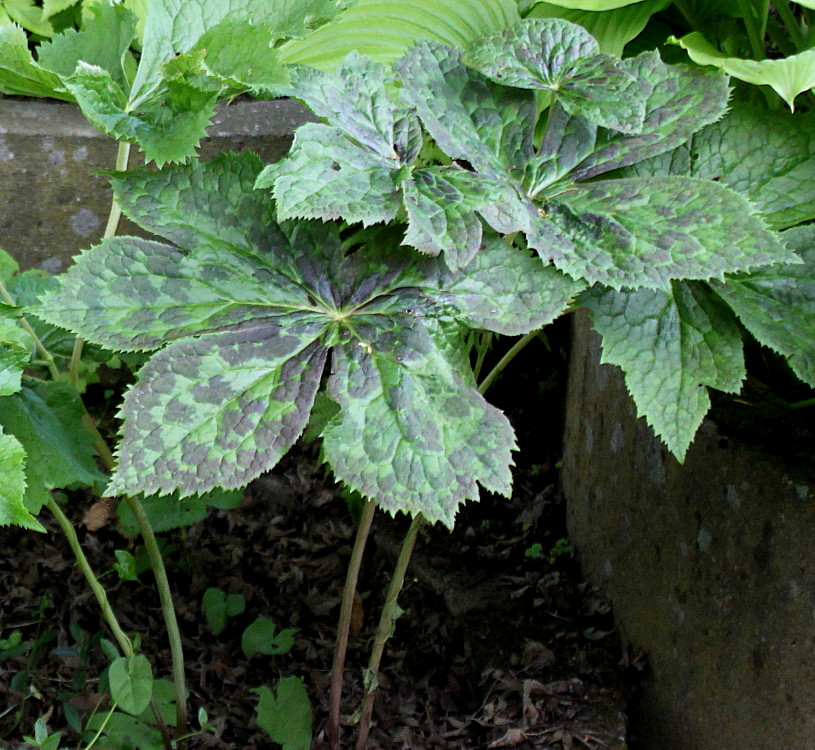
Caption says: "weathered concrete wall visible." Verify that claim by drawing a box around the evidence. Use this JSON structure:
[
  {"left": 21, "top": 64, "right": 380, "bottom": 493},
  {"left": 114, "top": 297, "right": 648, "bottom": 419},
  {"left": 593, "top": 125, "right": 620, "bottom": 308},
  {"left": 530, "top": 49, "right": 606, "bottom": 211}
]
[
  {"left": 562, "top": 311, "right": 815, "bottom": 750},
  {"left": 0, "top": 98, "right": 313, "bottom": 272}
]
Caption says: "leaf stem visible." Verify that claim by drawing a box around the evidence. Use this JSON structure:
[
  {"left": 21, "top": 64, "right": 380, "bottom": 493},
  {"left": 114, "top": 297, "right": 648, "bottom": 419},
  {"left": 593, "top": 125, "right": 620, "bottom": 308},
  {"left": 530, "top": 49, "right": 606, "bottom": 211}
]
[
  {"left": 736, "top": 0, "right": 768, "bottom": 59},
  {"left": 355, "top": 514, "right": 422, "bottom": 750},
  {"left": 788, "top": 396, "right": 815, "bottom": 410},
  {"left": 123, "top": 495, "right": 189, "bottom": 745},
  {"left": 775, "top": 0, "right": 806, "bottom": 50},
  {"left": 69, "top": 140, "right": 131, "bottom": 387},
  {"left": 328, "top": 500, "right": 376, "bottom": 750},
  {"left": 477, "top": 330, "right": 540, "bottom": 396}
]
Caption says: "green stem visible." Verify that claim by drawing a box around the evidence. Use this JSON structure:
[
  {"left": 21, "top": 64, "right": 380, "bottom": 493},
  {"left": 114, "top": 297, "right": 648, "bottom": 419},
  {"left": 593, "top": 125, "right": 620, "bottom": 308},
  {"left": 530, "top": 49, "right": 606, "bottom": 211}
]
[
  {"left": 788, "top": 397, "right": 815, "bottom": 410},
  {"left": 736, "top": 0, "right": 768, "bottom": 59},
  {"left": 775, "top": 0, "right": 806, "bottom": 50},
  {"left": 69, "top": 141, "right": 131, "bottom": 387},
  {"left": 472, "top": 332, "right": 490, "bottom": 382},
  {"left": 355, "top": 329, "right": 542, "bottom": 747},
  {"left": 766, "top": 15, "right": 799, "bottom": 56},
  {"left": 83, "top": 703, "right": 117, "bottom": 750},
  {"left": 328, "top": 500, "right": 376, "bottom": 750},
  {"left": 355, "top": 515, "right": 422, "bottom": 750},
  {"left": 477, "top": 330, "right": 539, "bottom": 396},
  {"left": 123, "top": 496, "right": 188, "bottom": 745}
]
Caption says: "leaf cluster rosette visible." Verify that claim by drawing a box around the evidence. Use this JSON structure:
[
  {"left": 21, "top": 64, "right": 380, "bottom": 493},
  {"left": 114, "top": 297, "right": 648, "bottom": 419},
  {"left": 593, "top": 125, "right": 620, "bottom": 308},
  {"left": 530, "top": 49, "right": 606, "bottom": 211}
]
[
  {"left": 259, "top": 18, "right": 811, "bottom": 460},
  {"left": 37, "top": 153, "right": 580, "bottom": 527}
]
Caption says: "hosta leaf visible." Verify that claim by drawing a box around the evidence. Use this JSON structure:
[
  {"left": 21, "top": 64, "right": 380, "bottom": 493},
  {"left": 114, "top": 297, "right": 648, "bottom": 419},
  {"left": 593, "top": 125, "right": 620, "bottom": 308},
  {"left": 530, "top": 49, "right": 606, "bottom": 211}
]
[
  {"left": 543, "top": 176, "right": 791, "bottom": 289},
  {"left": 533, "top": 0, "right": 647, "bottom": 8},
  {"left": 0, "top": 23, "right": 70, "bottom": 99},
  {"left": 0, "top": 428, "right": 42, "bottom": 532},
  {"left": 36, "top": 3, "right": 136, "bottom": 89},
  {"left": 0, "top": 383, "right": 108, "bottom": 515},
  {"left": 582, "top": 282, "right": 745, "bottom": 461},
  {"left": 712, "top": 226, "right": 815, "bottom": 386},
  {"left": 625, "top": 104, "right": 815, "bottom": 230},
  {"left": 569, "top": 51, "right": 730, "bottom": 180},
  {"left": 323, "top": 320, "right": 514, "bottom": 528},
  {"left": 526, "top": 0, "right": 670, "bottom": 57},
  {"left": 277, "top": 0, "right": 519, "bottom": 72},
  {"left": 463, "top": 19, "right": 644, "bottom": 133},
  {"left": 39, "top": 154, "right": 519, "bottom": 523},
  {"left": 106, "top": 322, "right": 328, "bottom": 498},
  {"left": 673, "top": 32, "right": 815, "bottom": 111}
]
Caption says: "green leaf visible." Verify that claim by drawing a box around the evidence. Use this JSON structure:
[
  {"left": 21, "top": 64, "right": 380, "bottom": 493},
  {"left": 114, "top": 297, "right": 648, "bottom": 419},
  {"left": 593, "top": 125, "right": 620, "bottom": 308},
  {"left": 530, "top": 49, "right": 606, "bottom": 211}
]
[
  {"left": 0, "top": 249, "right": 18, "bottom": 282},
  {"left": 4, "top": 0, "right": 53, "bottom": 36},
  {"left": 463, "top": 19, "right": 644, "bottom": 133},
  {"left": 109, "top": 655, "right": 153, "bottom": 716},
  {"left": 0, "top": 307, "right": 33, "bottom": 397},
  {"left": 526, "top": 0, "right": 670, "bottom": 56},
  {"left": 0, "top": 427, "right": 43, "bottom": 532},
  {"left": 242, "top": 617, "right": 297, "bottom": 659},
  {"left": 543, "top": 176, "right": 791, "bottom": 289},
  {"left": 532, "top": 0, "right": 647, "bottom": 8},
  {"left": 673, "top": 32, "right": 815, "bottom": 111},
  {"left": 278, "top": 0, "right": 519, "bottom": 71},
  {"left": 202, "top": 587, "right": 245, "bottom": 636},
  {"left": 113, "top": 549, "right": 139, "bottom": 581},
  {"left": 253, "top": 678, "right": 312, "bottom": 750},
  {"left": 39, "top": 154, "right": 518, "bottom": 525},
  {"left": 712, "top": 227, "right": 815, "bottom": 387},
  {"left": 323, "top": 320, "right": 515, "bottom": 528},
  {"left": 582, "top": 281, "right": 745, "bottom": 460},
  {"left": 626, "top": 104, "right": 815, "bottom": 231},
  {"left": 0, "top": 23, "right": 70, "bottom": 99},
  {"left": 567, "top": 51, "right": 730, "bottom": 180},
  {"left": 36, "top": 3, "right": 136, "bottom": 89},
  {"left": 0, "top": 383, "right": 108, "bottom": 515}
]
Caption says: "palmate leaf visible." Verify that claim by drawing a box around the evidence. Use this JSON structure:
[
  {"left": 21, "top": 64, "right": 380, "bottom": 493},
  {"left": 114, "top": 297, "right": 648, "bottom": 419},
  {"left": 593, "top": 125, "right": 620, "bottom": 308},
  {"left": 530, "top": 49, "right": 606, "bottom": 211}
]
[
  {"left": 712, "top": 226, "right": 815, "bottom": 386},
  {"left": 542, "top": 176, "right": 794, "bottom": 289},
  {"left": 38, "top": 154, "right": 571, "bottom": 526},
  {"left": 463, "top": 19, "right": 645, "bottom": 133},
  {"left": 581, "top": 281, "right": 745, "bottom": 461},
  {"left": 257, "top": 51, "right": 540, "bottom": 268}
]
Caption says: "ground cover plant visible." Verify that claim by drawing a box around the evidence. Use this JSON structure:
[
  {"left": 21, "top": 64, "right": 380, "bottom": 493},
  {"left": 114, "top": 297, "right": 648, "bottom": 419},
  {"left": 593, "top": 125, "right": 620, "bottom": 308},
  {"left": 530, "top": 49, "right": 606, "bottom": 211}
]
[{"left": 1, "top": 1, "right": 815, "bottom": 748}]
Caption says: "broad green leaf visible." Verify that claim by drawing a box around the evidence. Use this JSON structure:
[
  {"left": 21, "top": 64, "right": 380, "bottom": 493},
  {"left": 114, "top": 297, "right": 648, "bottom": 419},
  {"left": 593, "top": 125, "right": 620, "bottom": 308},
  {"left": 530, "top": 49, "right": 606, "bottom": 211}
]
[
  {"left": 0, "top": 23, "right": 70, "bottom": 99},
  {"left": 544, "top": 176, "right": 791, "bottom": 289},
  {"left": 4, "top": 0, "right": 53, "bottom": 36},
  {"left": 0, "top": 383, "right": 108, "bottom": 515},
  {"left": 463, "top": 19, "right": 644, "bottom": 133},
  {"left": 625, "top": 104, "right": 815, "bottom": 230},
  {"left": 532, "top": 0, "right": 646, "bottom": 8},
  {"left": 582, "top": 282, "right": 745, "bottom": 460},
  {"left": 38, "top": 154, "right": 518, "bottom": 525},
  {"left": 109, "top": 655, "right": 153, "bottom": 716},
  {"left": 36, "top": 3, "right": 136, "bottom": 89},
  {"left": 0, "top": 249, "right": 18, "bottom": 282},
  {"left": 0, "top": 428, "right": 43, "bottom": 532},
  {"left": 568, "top": 51, "right": 730, "bottom": 180},
  {"left": 84, "top": 712, "right": 162, "bottom": 747},
  {"left": 0, "top": 308, "right": 33, "bottom": 397},
  {"left": 673, "top": 32, "right": 815, "bottom": 111},
  {"left": 253, "top": 678, "right": 312, "bottom": 750},
  {"left": 323, "top": 321, "right": 515, "bottom": 528},
  {"left": 242, "top": 617, "right": 297, "bottom": 659},
  {"left": 526, "top": 0, "right": 670, "bottom": 56},
  {"left": 202, "top": 587, "right": 246, "bottom": 636},
  {"left": 278, "top": 0, "right": 519, "bottom": 71},
  {"left": 712, "top": 227, "right": 815, "bottom": 386}
]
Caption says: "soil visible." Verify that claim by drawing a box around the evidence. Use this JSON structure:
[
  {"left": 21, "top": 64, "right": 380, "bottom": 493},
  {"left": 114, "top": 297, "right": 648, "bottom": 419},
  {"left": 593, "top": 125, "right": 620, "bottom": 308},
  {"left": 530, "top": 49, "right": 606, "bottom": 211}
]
[{"left": 0, "top": 323, "right": 632, "bottom": 750}]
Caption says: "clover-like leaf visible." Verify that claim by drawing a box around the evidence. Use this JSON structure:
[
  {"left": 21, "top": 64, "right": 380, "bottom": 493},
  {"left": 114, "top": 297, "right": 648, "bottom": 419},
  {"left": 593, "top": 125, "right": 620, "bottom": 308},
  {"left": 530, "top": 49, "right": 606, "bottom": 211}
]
[
  {"left": 38, "top": 154, "right": 521, "bottom": 526},
  {"left": 712, "top": 226, "right": 815, "bottom": 387},
  {"left": 582, "top": 281, "right": 745, "bottom": 461},
  {"left": 463, "top": 19, "right": 644, "bottom": 133},
  {"left": 543, "top": 176, "right": 793, "bottom": 289}
]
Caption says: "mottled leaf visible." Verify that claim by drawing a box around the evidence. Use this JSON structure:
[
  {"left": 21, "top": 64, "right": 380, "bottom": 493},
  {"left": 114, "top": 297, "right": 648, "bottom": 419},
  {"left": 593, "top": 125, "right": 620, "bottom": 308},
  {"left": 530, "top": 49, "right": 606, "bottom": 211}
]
[
  {"left": 463, "top": 19, "right": 644, "bottom": 133},
  {"left": 543, "top": 176, "right": 792, "bottom": 289},
  {"left": 570, "top": 51, "right": 730, "bottom": 180},
  {"left": 323, "top": 320, "right": 515, "bottom": 528},
  {"left": 582, "top": 282, "right": 744, "bottom": 460},
  {"left": 712, "top": 226, "right": 815, "bottom": 386},
  {"left": 624, "top": 104, "right": 815, "bottom": 231}
]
